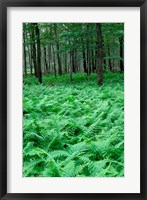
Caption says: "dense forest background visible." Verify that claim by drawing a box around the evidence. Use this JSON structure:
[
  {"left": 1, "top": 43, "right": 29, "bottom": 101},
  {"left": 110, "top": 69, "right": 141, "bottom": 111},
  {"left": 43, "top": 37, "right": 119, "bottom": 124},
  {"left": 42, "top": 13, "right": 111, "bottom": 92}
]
[
  {"left": 23, "top": 23, "right": 124, "bottom": 84},
  {"left": 23, "top": 23, "right": 124, "bottom": 177}
]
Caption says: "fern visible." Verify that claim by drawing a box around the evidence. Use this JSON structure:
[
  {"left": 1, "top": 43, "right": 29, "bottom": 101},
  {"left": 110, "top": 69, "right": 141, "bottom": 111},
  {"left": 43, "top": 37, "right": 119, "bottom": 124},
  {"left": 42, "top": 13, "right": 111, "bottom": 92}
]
[
  {"left": 61, "top": 161, "right": 76, "bottom": 177},
  {"left": 42, "top": 160, "right": 61, "bottom": 177},
  {"left": 88, "top": 160, "right": 107, "bottom": 176},
  {"left": 49, "top": 150, "right": 69, "bottom": 160},
  {"left": 23, "top": 73, "right": 124, "bottom": 177}
]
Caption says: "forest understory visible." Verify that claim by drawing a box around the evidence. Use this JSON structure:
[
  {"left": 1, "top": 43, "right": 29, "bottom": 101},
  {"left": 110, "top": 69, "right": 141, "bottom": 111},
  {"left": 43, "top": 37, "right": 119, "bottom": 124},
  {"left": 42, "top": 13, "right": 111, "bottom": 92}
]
[{"left": 23, "top": 72, "right": 124, "bottom": 177}]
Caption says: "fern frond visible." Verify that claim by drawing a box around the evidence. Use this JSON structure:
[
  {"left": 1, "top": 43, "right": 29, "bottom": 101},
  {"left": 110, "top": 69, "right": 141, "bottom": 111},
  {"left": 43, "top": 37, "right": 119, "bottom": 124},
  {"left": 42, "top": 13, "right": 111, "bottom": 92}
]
[
  {"left": 42, "top": 160, "right": 61, "bottom": 177},
  {"left": 88, "top": 160, "right": 107, "bottom": 176},
  {"left": 49, "top": 150, "right": 70, "bottom": 160},
  {"left": 61, "top": 160, "right": 75, "bottom": 177}
]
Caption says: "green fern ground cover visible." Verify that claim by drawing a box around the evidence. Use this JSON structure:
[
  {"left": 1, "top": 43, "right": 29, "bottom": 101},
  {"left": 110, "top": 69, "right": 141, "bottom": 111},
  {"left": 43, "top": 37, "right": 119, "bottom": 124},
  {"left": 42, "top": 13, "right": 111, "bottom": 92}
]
[{"left": 23, "top": 73, "right": 124, "bottom": 177}]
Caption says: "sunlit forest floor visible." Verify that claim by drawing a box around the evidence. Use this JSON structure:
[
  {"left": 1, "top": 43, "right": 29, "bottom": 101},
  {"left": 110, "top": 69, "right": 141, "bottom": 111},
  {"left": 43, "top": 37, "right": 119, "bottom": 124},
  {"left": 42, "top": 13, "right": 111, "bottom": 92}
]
[{"left": 23, "top": 72, "right": 124, "bottom": 177}]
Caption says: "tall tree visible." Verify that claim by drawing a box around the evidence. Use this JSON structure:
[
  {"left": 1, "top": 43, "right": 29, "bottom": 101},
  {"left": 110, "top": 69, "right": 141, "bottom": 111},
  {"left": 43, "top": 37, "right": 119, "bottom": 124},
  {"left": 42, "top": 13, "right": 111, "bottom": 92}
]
[
  {"left": 108, "top": 46, "right": 112, "bottom": 71},
  {"left": 44, "top": 46, "right": 48, "bottom": 73},
  {"left": 28, "top": 44, "right": 33, "bottom": 75},
  {"left": 96, "top": 23, "right": 103, "bottom": 85},
  {"left": 54, "top": 24, "right": 62, "bottom": 75},
  {"left": 23, "top": 29, "right": 27, "bottom": 75},
  {"left": 34, "top": 23, "right": 42, "bottom": 83},
  {"left": 87, "top": 24, "right": 91, "bottom": 81},
  {"left": 47, "top": 44, "right": 51, "bottom": 73},
  {"left": 31, "top": 25, "right": 38, "bottom": 77},
  {"left": 52, "top": 45, "right": 57, "bottom": 77},
  {"left": 119, "top": 36, "right": 124, "bottom": 72}
]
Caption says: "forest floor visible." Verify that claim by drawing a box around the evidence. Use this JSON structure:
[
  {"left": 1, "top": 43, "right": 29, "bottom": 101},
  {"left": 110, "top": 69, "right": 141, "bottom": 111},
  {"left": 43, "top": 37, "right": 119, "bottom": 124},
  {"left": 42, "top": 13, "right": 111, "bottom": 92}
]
[{"left": 23, "top": 72, "right": 124, "bottom": 177}]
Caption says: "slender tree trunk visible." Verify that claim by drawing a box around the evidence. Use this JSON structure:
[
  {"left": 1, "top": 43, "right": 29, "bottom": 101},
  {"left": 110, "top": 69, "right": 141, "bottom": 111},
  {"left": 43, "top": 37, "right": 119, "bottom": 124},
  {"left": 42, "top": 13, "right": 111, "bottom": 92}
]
[
  {"left": 31, "top": 26, "right": 38, "bottom": 77},
  {"left": 103, "top": 51, "right": 106, "bottom": 71},
  {"left": 103, "top": 58, "right": 106, "bottom": 71},
  {"left": 96, "top": 23, "right": 103, "bottom": 85},
  {"left": 82, "top": 49, "right": 87, "bottom": 73},
  {"left": 44, "top": 47, "right": 48, "bottom": 74},
  {"left": 112, "top": 59, "right": 115, "bottom": 71},
  {"left": 52, "top": 45, "right": 56, "bottom": 77},
  {"left": 102, "top": 40, "right": 106, "bottom": 71},
  {"left": 54, "top": 24, "right": 62, "bottom": 75},
  {"left": 81, "top": 38, "right": 87, "bottom": 73},
  {"left": 108, "top": 46, "right": 112, "bottom": 71},
  {"left": 47, "top": 45, "right": 51, "bottom": 74},
  {"left": 87, "top": 49, "right": 90, "bottom": 81},
  {"left": 23, "top": 30, "right": 27, "bottom": 75},
  {"left": 74, "top": 50, "right": 77, "bottom": 73},
  {"left": 87, "top": 24, "right": 90, "bottom": 81},
  {"left": 89, "top": 49, "right": 92, "bottom": 73},
  {"left": 95, "top": 41, "right": 98, "bottom": 72},
  {"left": 34, "top": 23, "right": 42, "bottom": 83},
  {"left": 72, "top": 50, "right": 76, "bottom": 73},
  {"left": 86, "top": 48, "right": 90, "bottom": 77},
  {"left": 70, "top": 51, "right": 72, "bottom": 81},
  {"left": 91, "top": 50, "right": 95, "bottom": 73},
  {"left": 28, "top": 44, "right": 33, "bottom": 75},
  {"left": 64, "top": 52, "right": 67, "bottom": 73},
  {"left": 119, "top": 36, "right": 124, "bottom": 72},
  {"left": 72, "top": 50, "right": 74, "bottom": 73}
]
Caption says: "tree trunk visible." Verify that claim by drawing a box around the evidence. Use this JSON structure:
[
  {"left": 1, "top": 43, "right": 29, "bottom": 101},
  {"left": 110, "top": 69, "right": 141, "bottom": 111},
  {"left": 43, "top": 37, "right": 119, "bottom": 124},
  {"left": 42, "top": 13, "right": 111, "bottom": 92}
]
[
  {"left": 54, "top": 24, "right": 62, "bottom": 75},
  {"left": 81, "top": 38, "right": 87, "bottom": 73},
  {"left": 108, "top": 46, "right": 112, "bottom": 71},
  {"left": 74, "top": 50, "right": 77, "bottom": 73},
  {"left": 47, "top": 45, "right": 51, "bottom": 74},
  {"left": 44, "top": 47, "right": 48, "bottom": 74},
  {"left": 64, "top": 52, "right": 68, "bottom": 73},
  {"left": 82, "top": 49, "right": 87, "bottom": 73},
  {"left": 91, "top": 50, "right": 95, "bottom": 73},
  {"left": 31, "top": 26, "right": 38, "bottom": 77},
  {"left": 96, "top": 23, "right": 103, "bottom": 85},
  {"left": 87, "top": 24, "right": 90, "bottom": 81},
  {"left": 95, "top": 41, "right": 98, "bottom": 72},
  {"left": 34, "top": 23, "right": 42, "bottom": 83},
  {"left": 119, "top": 36, "right": 124, "bottom": 72},
  {"left": 28, "top": 44, "right": 33, "bottom": 75},
  {"left": 72, "top": 50, "right": 76, "bottom": 73},
  {"left": 52, "top": 45, "right": 56, "bottom": 77},
  {"left": 70, "top": 51, "right": 72, "bottom": 81},
  {"left": 23, "top": 30, "right": 27, "bottom": 75}
]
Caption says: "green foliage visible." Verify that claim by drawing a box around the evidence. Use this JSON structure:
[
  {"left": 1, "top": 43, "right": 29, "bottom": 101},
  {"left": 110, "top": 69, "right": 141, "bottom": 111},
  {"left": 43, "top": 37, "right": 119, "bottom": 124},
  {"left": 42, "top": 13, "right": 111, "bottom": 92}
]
[{"left": 23, "top": 72, "right": 124, "bottom": 177}]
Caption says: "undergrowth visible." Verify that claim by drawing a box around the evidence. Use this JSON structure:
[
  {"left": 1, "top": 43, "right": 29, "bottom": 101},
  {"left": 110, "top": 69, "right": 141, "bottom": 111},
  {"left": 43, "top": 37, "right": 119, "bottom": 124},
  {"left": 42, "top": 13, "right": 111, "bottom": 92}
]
[{"left": 23, "top": 72, "right": 124, "bottom": 177}]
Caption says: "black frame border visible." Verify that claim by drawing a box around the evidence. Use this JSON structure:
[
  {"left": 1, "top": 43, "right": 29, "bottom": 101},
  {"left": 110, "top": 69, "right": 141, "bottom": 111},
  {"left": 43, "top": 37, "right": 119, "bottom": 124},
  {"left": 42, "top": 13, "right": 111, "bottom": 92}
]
[{"left": 0, "top": 0, "right": 147, "bottom": 199}]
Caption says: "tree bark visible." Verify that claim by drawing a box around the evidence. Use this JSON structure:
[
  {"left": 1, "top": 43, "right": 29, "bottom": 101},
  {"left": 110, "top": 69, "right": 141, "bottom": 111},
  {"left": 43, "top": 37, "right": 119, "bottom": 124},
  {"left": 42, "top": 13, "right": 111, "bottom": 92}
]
[
  {"left": 70, "top": 51, "right": 72, "bottom": 81},
  {"left": 54, "top": 24, "right": 62, "bottom": 75},
  {"left": 52, "top": 45, "right": 57, "bottom": 77},
  {"left": 95, "top": 41, "right": 98, "bottom": 72},
  {"left": 74, "top": 49, "right": 77, "bottom": 73},
  {"left": 31, "top": 26, "right": 38, "bottom": 77},
  {"left": 91, "top": 50, "right": 95, "bottom": 73},
  {"left": 82, "top": 49, "right": 87, "bottom": 73},
  {"left": 64, "top": 52, "right": 68, "bottom": 73},
  {"left": 108, "top": 46, "right": 112, "bottom": 71},
  {"left": 72, "top": 50, "right": 76, "bottom": 73},
  {"left": 47, "top": 45, "right": 51, "bottom": 74},
  {"left": 81, "top": 38, "right": 87, "bottom": 73},
  {"left": 34, "top": 23, "right": 42, "bottom": 83},
  {"left": 87, "top": 24, "right": 90, "bottom": 81},
  {"left": 44, "top": 47, "right": 48, "bottom": 74},
  {"left": 96, "top": 23, "right": 103, "bottom": 85},
  {"left": 28, "top": 44, "right": 33, "bottom": 75},
  {"left": 119, "top": 36, "right": 124, "bottom": 72},
  {"left": 23, "top": 30, "right": 27, "bottom": 75}
]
